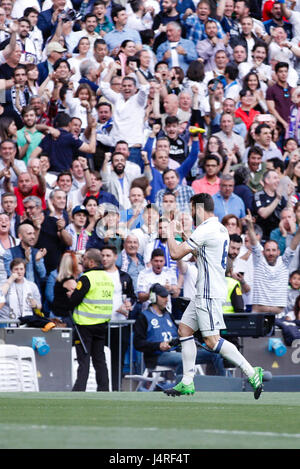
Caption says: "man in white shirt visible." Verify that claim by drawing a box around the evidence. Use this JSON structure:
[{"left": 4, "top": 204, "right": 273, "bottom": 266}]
[
  {"left": 213, "top": 112, "right": 245, "bottom": 159},
  {"left": 66, "top": 13, "right": 100, "bottom": 55},
  {"left": 137, "top": 247, "right": 179, "bottom": 313},
  {"left": 100, "top": 60, "right": 150, "bottom": 168}
]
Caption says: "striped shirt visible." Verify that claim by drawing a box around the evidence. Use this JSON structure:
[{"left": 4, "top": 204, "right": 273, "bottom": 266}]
[{"left": 251, "top": 244, "right": 295, "bottom": 307}]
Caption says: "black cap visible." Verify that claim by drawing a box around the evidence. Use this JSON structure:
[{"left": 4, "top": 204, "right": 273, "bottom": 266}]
[{"left": 150, "top": 283, "right": 169, "bottom": 298}]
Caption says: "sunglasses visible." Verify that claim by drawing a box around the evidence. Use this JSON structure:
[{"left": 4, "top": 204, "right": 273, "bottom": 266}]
[{"left": 283, "top": 87, "right": 290, "bottom": 98}]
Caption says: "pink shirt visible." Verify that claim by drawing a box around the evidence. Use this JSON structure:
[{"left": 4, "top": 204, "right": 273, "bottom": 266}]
[{"left": 192, "top": 176, "right": 220, "bottom": 196}]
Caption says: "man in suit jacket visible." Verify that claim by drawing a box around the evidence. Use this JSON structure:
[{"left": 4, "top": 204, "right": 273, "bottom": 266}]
[
  {"left": 37, "top": 41, "right": 67, "bottom": 85},
  {"left": 37, "top": 0, "right": 66, "bottom": 44}
]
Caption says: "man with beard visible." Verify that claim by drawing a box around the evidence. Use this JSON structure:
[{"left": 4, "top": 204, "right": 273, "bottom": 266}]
[
  {"left": 16, "top": 17, "right": 38, "bottom": 65},
  {"left": 244, "top": 209, "right": 300, "bottom": 315},
  {"left": 17, "top": 106, "right": 43, "bottom": 164},
  {"left": 101, "top": 152, "right": 146, "bottom": 210},
  {"left": 163, "top": 193, "right": 265, "bottom": 399}
]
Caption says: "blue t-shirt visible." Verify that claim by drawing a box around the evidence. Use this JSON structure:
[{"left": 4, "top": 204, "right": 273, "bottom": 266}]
[{"left": 40, "top": 129, "right": 83, "bottom": 172}]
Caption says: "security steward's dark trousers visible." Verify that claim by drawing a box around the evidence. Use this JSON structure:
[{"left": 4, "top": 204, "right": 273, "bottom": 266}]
[{"left": 73, "top": 322, "right": 109, "bottom": 391}]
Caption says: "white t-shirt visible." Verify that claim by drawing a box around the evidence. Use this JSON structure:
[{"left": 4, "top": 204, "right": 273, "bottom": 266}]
[
  {"left": 137, "top": 266, "right": 177, "bottom": 312},
  {"left": 105, "top": 269, "right": 124, "bottom": 322},
  {"left": 186, "top": 217, "right": 229, "bottom": 300}
]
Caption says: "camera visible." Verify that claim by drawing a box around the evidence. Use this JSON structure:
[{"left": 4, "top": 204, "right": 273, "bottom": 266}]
[{"left": 59, "top": 9, "right": 81, "bottom": 23}]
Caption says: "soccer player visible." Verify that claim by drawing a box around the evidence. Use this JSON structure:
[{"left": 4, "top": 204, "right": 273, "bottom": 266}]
[{"left": 164, "top": 193, "right": 264, "bottom": 399}]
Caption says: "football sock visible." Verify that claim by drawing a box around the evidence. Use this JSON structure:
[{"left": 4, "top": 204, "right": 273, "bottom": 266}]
[
  {"left": 214, "top": 337, "right": 255, "bottom": 378},
  {"left": 180, "top": 336, "right": 197, "bottom": 385}
]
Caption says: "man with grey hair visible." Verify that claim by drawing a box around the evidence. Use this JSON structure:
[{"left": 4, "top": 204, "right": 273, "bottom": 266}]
[
  {"left": 156, "top": 21, "right": 197, "bottom": 73},
  {"left": 212, "top": 173, "right": 246, "bottom": 221}
]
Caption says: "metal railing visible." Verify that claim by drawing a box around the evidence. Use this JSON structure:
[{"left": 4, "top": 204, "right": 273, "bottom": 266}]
[{"left": 0, "top": 319, "right": 140, "bottom": 392}]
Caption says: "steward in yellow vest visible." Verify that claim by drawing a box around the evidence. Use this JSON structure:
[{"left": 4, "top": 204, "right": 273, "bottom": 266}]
[
  {"left": 73, "top": 269, "right": 114, "bottom": 325},
  {"left": 67, "top": 248, "right": 114, "bottom": 392},
  {"left": 223, "top": 276, "right": 244, "bottom": 314}
]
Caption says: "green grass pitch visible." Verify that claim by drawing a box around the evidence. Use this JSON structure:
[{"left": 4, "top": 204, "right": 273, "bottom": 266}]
[{"left": 0, "top": 392, "right": 300, "bottom": 449}]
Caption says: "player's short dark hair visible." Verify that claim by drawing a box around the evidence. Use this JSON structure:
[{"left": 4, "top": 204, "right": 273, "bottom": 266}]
[
  {"left": 230, "top": 234, "right": 242, "bottom": 244},
  {"left": 100, "top": 245, "right": 118, "bottom": 255},
  {"left": 151, "top": 248, "right": 165, "bottom": 259},
  {"left": 190, "top": 193, "right": 214, "bottom": 213}
]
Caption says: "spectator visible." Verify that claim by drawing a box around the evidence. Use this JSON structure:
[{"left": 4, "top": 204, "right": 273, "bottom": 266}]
[
  {"left": 49, "top": 251, "right": 82, "bottom": 327},
  {"left": 104, "top": 5, "right": 142, "bottom": 54},
  {"left": 245, "top": 209, "right": 300, "bottom": 315},
  {"left": 285, "top": 270, "right": 300, "bottom": 319},
  {"left": 65, "top": 205, "right": 90, "bottom": 252},
  {"left": 137, "top": 247, "right": 179, "bottom": 313},
  {"left": 100, "top": 61, "right": 150, "bottom": 167},
  {"left": 221, "top": 214, "right": 242, "bottom": 235},
  {"left": 243, "top": 123, "right": 283, "bottom": 163},
  {"left": 156, "top": 21, "right": 197, "bottom": 74},
  {"left": 116, "top": 233, "right": 145, "bottom": 296},
  {"left": 30, "top": 112, "right": 97, "bottom": 173},
  {"left": 4, "top": 169, "right": 46, "bottom": 216},
  {"left": 3, "top": 222, "right": 47, "bottom": 291},
  {"left": 182, "top": 0, "right": 225, "bottom": 45},
  {"left": 143, "top": 216, "right": 178, "bottom": 276},
  {"left": 270, "top": 207, "right": 298, "bottom": 255},
  {"left": 212, "top": 174, "right": 246, "bottom": 221},
  {"left": 196, "top": 19, "right": 232, "bottom": 73},
  {"left": 37, "top": 40, "right": 67, "bottom": 85},
  {"left": 17, "top": 105, "right": 43, "bottom": 164},
  {"left": 232, "top": 165, "right": 254, "bottom": 211},
  {"left": 101, "top": 152, "right": 148, "bottom": 211},
  {"left": 22, "top": 195, "right": 72, "bottom": 275},
  {"left": 213, "top": 112, "right": 245, "bottom": 161},
  {"left": 266, "top": 61, "right": 294, "bottom": 132},
  {"left": 0, "top": 257, "right": 42, "bottom": 321},
  {"left": 155, "top": 169, "right": 194, "bottom": 213},
  {"left": 192, "top": 154, "right": 221, "bottom": 196},
  {"left": 253, "top": 169, "right": 290, "bottom": 240},
  {"left": 37, "top": 0, "right": 67, "bottom": 44},
  {"left": 235, "top": 89, "right": 261, "bottom": 131},
  {"left": 0, "top": 139, "right": 26, "bottom": 191},
  {"left": 1, "top": 192, "right": 20, "bottom": 238},
  {"left": 131, "top": 203, "right": 159, "bottom": 257}
]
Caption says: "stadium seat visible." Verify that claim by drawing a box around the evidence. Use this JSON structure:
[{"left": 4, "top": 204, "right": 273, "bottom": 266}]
[
  {"left": 0, "top": 344, "right": 23, "bottom": 392},
  {"left": 72, "top": 346, "right": 112, "bottom": 392},
  {"left": 124, "top": 365, "right": 175, "bottom": 391},
  {"left": 19, "top": 346, "right": 39, "bottom": 392},
  {"left": 125, "top": 362, "right": 205, "bottom": 391}
]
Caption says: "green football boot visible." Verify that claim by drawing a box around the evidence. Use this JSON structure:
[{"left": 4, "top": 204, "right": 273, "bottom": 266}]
[
  {"left": 164, "top": 381, "right": 195, "bottom": 397},
  {"left": 248, "top": 367, "right": 264, "bottom": 400}
]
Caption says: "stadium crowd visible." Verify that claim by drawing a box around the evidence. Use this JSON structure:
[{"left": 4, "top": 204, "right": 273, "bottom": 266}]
[{"left": 1, "top": 0, "right": 300, "bottom": 390}]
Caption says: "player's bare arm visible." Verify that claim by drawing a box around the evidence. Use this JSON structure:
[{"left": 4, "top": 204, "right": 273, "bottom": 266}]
[{"left": 167, "top": 220, "right": 193, "bottom": 260}]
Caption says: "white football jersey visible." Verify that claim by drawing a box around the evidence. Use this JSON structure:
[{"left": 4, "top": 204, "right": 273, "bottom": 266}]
[{"left": 186, "top": 217, "right": 229, "bottom": 300}]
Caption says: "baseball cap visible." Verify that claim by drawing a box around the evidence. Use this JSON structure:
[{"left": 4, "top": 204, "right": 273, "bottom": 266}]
[
  {"left": 46, "top": 41, "right": 67, "bottom": 55},
  {"left": 150, "top": 283, "right": 169, "bottom": 298},
  {"left": 72, "top": 205, "right": 89, "bottom": 216}
]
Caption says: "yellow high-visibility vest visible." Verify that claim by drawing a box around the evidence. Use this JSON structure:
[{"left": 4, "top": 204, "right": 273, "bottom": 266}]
[
  {"left": 73, "top": 270, "right": 114, "bottom": 325},
  {"left": 223, "top": 277, "right": 241, "bottom": 314}
]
